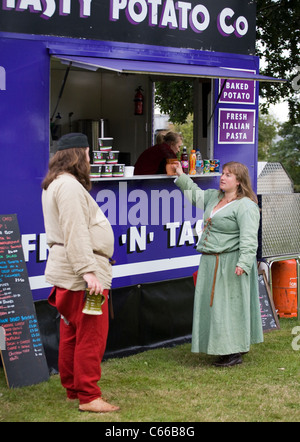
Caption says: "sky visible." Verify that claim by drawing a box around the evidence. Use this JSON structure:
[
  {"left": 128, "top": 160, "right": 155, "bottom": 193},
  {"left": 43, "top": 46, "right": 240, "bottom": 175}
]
[{"left": 268, "top": 101, "right": 289, "bottom": 122}]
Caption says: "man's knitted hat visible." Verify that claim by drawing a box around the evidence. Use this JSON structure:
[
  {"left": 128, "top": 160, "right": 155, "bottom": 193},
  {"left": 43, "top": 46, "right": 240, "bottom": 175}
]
[{"left": 57, "top": 133, "right": 89, "bottom": 150}]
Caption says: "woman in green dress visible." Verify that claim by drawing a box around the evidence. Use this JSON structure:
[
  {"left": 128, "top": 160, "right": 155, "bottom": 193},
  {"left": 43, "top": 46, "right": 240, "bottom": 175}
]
[{"left": 174, "top": 161, "right": 263, "bottom": 367}]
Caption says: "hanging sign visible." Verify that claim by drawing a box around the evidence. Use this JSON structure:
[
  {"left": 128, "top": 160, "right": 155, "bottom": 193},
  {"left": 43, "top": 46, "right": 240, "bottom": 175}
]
[
  {"left": 219, "top": 76, "right": 256, "bottom": 105},
  {"left": 218, "top": 108, "right": 256, "bottom": 144}
]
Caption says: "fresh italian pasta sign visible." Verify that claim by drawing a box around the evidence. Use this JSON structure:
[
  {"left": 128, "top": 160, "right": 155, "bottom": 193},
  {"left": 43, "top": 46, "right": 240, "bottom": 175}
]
[{"left": 0, "top": 0, "right": 256, "bottom": 54}]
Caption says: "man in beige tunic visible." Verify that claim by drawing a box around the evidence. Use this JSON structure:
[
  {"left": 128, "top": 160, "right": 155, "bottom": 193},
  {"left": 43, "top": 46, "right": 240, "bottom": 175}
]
[{"left": 42, "top": 133, "right": 119, "bottom": 412}]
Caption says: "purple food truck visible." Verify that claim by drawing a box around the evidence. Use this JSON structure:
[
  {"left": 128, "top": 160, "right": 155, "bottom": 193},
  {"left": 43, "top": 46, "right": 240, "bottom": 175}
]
[{"left": 0, "top": 1, "right": 281, "bottom": 367}]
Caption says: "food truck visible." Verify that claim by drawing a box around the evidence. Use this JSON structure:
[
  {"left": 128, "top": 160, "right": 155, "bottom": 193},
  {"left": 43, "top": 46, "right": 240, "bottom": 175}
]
[{"left": 0, "top": 1, "right": 282, "bottom": 365}]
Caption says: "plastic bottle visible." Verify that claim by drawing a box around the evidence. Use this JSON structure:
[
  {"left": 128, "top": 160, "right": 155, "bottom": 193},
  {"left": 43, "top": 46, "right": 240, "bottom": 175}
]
[
  {"left": 189, "top": 149, "right": 196, "bottom": 175},
  {"left": 181, "top": 146, "right": 189, "bottom": 174},
  {"left": 196, "top": 149, "right": 203, "bottom": 174}
]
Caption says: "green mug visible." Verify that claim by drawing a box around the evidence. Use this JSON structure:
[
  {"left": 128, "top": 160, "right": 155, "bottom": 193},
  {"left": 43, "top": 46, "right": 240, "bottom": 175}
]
[{"left": 82, "top": 290, "right": 106, "bottom": 316}]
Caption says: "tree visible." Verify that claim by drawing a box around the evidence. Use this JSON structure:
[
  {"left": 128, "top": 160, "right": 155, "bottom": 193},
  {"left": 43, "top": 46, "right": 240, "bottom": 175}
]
[
  {"left": 155, "top": 80, "right": 193, "bottom": 125},
  {"left": 258, "top": 113, "right": 279, "bottom": 160},
  {"left": 268, "top": 122, "right": 300, "bottom": 191},
  {"left": 155, "top": 1, "right": 300, "bottom": 125},
  {"left": 172, "top": 114, "right": 194, "bottom": 152},
  {"left": 256, "top": 0, "right": 300, "bottom": 124}
]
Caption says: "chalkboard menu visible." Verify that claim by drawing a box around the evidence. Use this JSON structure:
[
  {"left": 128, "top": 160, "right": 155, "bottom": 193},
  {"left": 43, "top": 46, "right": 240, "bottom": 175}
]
[
  {"left": 0, "top": 214, "right": 49, "bottom": 388},
  {"left": 258, "top": 271, "right": 280, "bottom": 333}
]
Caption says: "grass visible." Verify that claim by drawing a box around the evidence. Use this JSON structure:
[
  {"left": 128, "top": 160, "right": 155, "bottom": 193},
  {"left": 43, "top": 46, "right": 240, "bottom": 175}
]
[{"left": 0, "top": 318, "right": 300, "bottom": 422}]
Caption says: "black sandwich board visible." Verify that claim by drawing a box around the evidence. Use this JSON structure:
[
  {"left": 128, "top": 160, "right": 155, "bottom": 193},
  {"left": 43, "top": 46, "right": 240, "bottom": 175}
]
[
  {"left": 258, "top": 270, "right": 280, "bottom": 333},
  {"left": 0, "top": 214, "right": 49, "bottom": 388}
]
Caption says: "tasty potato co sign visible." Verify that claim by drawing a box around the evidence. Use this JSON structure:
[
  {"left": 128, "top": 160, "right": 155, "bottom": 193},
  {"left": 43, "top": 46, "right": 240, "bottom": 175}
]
[{"left": 0, "top": 0, "right": 256, "bottom": 54}]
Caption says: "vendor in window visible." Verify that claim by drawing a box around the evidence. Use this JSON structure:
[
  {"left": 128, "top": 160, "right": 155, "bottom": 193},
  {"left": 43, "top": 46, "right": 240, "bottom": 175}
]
[{"left": 134, "top": 131, "right": 182, "bottom": 175}]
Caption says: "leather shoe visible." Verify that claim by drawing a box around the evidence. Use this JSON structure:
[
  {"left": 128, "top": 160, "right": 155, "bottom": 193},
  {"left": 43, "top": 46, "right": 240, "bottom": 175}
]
[{"left": 213, "top": 353, "right": 242, "bottom": 367}]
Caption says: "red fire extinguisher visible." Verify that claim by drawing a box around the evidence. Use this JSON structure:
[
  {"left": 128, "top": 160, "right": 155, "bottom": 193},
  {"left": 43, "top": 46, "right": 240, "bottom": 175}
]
[{"left": 134, "top": 86, "right": 144, "bottom": 115}]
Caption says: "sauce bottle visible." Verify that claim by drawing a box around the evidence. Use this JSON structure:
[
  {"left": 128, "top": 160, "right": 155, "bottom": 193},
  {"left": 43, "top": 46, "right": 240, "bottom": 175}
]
[
  {"left": 181, "top": 146, "right": 189, "bottom": 174},
  {"left": 189, "top": 149, "right": 196, "bottom": 175}
]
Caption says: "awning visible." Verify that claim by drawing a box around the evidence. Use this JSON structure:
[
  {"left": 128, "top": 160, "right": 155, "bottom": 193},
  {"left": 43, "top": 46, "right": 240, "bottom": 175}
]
[{"left": 52, "top": 54, "right": 285, "bottom": 83}]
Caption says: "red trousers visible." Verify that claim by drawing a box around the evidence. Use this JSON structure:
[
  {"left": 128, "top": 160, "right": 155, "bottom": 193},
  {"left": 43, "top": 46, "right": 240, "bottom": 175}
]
[{"left": 48, "top": 287, "right": 109, "bottom": 405}]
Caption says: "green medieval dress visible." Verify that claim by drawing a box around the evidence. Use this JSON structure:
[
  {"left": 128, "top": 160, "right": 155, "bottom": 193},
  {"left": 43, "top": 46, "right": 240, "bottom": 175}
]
[{"left": 176, "top": 173, "right": 263, "bottom": 355}]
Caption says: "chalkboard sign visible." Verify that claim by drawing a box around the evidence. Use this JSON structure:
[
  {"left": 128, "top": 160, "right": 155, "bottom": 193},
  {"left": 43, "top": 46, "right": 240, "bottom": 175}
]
[
  {"left": 258, "top": 270, "right": 280, "bottom": 333},
  {"left": 0, "top": 214, "right": 49, "bottom": 388}
]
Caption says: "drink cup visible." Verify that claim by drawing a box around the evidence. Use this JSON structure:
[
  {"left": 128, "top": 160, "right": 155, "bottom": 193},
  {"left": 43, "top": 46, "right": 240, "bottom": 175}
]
[
  {"left": 166, "top": 158, "right": 178, "bottom": 175},
  {"left": 124, "top": 166, "right": 135, "bottom": 177},
  {"left": 213, "top": 159, "right": 220, "bottom": 172},
  {"left": 82, "top": 290, "right": 105, "bottom": 315},
  {"left": 203, "top": 160, "right": 210, "bottom": 173}
]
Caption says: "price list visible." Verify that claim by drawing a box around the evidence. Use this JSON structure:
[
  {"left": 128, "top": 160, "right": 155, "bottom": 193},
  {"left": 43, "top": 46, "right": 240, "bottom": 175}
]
[{"left": 0, "top": 214, "right": 49, "bottom": 388}]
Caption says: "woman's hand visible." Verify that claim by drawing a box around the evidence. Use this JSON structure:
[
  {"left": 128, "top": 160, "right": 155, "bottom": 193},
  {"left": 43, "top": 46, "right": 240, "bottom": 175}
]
[
  {"left": 235, "top": 266, "right": 245, "bottom": 276},
  {"left": 174, "top": 161, "right": 183, "bottom": 176},
  {"left": 83, "top": 272, "right": 104, "bottom": 295}
]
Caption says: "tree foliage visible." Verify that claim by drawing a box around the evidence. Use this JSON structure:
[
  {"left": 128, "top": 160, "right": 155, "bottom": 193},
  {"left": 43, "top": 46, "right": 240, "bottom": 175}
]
[
  {"left": 258, "top": 114, "right": 300, "bottom": 191},
  {"left": 172, "top": 114, "right": 194, "bottom": 152},
  {"left": 268, "top": 122, "right": 300, "bottom": 191},
  {"left": 155, "top": 1, "right": 300, "bottom": 125},
  {"left": 155, "top": 80, "right": 194, "bottom": 125},
  {"left": 258, "top": 113, "right": 279, "bottom": 160},
  {"left": 256, "top": 0, "right": 300, "bottom": 124}
]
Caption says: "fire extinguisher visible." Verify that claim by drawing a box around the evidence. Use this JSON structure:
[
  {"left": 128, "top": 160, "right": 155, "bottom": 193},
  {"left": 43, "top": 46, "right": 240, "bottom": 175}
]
[{"left": 134, "top": 86, "right": 144, "bottom": 115}]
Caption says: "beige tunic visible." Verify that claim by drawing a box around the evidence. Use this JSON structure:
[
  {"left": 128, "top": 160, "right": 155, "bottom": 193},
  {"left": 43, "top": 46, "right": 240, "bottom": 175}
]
[{"left": 42, "top": 173, "right": 114, "bottom": 290}]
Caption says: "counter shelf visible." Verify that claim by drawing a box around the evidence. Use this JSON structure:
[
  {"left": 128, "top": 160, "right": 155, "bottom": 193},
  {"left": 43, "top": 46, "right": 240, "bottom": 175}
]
[{"left": 91, "top": 173, "right": 221, "bottom": 181}]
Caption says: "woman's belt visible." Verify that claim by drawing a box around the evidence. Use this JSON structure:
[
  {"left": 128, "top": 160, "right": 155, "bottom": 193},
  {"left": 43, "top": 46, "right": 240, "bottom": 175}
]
[
  {"left": 50, "top": 243, "right": 116, "bottom": 265},
  {"left": 201, "top": 252, "right": 219, "bottom": 307},
  {"left": 93, "top": 250, "right": 116, "bottom": 265},
  {"left": 201, "top": 250, "right": 238, "bottom": 307}
]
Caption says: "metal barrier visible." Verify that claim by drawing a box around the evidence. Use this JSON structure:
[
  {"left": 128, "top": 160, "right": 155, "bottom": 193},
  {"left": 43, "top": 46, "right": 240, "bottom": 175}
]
[{"left": 257, "top": 162, "right": 300, "bottom": 319}]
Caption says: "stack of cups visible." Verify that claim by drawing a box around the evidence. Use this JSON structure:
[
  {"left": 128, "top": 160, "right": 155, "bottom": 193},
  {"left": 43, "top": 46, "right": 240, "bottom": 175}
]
[{"left": 90, "top": 137, "right": 125, "bottom": 178}]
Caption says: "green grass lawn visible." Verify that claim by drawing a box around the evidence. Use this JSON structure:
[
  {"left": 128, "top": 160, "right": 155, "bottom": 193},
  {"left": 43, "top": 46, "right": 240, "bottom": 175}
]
[{"left": 1, "top": 318, "right": 300, "bottom": 422}]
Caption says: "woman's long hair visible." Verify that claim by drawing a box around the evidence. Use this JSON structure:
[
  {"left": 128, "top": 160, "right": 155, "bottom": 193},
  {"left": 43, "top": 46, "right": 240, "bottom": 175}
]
[
  {"left": 42, "top": 148, "right": 91, "bottom": 191},
  {"left": 221, "top": 161, "right": 258, "bottom": 204}
]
